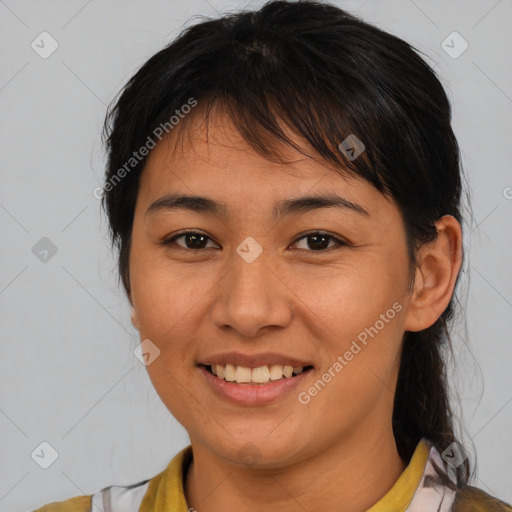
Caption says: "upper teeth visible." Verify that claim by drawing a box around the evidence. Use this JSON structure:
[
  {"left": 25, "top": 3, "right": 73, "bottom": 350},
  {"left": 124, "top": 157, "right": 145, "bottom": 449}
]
[{"left": 210, "top": 364, "right": 304, "bottom": 384}]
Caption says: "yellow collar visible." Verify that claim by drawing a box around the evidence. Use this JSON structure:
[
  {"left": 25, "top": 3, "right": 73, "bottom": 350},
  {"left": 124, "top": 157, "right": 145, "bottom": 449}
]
[
  {"left": 140, "top": 439, "right": 430, "bottom": 512},
  {"left": 366, "top": 439, "right": 430, "bottom": 512},
  {"left": 140, "top": 444, "right": 193, "bottom": 512}
]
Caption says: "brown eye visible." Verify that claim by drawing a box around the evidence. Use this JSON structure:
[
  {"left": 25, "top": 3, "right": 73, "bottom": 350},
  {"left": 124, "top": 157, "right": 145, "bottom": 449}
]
[
  {"left": 292, "top": 232, "right": 346, "bottom": 252},
  {"left": 162, "top": 230, "right": 346, "bottom": 253},
  {"left": 163, "top": 231, "right": 218, "bottom": 250}
]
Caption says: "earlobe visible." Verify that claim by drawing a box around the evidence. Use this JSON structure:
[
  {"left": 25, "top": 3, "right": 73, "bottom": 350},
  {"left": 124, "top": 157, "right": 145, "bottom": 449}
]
[
  {"left": 130, "top": 305, "right": 140, "bottom": 330},
  {"left": 403, "top": 215, "right": 463, "bottom": 332}
]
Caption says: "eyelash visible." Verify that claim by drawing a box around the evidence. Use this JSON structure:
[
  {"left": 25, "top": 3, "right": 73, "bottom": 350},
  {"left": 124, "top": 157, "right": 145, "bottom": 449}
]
[{"left": 161, "top": 230, "right": 347, "bottom": 253}]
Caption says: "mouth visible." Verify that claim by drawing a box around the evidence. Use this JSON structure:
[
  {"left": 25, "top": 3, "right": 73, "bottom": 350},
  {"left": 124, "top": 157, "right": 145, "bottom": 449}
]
[{"left": 199, "top": 363, "right": 315, "bottom": 385}]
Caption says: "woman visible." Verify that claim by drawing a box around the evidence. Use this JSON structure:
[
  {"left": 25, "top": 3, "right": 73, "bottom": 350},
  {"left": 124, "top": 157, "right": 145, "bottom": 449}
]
[{"left": 34, "top": 1, "right": 512, "bottom": 510}]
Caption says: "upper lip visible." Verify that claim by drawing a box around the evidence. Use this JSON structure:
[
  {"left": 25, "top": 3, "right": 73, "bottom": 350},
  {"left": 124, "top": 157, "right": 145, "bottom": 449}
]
[{"left": 199, "top": 351, "right": 314, "bottom": 369}]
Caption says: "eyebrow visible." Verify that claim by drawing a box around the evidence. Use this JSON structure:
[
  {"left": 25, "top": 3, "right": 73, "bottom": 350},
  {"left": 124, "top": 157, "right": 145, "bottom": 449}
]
[{"left": 145, "top": 193, "right": 370, "bottom": 219}]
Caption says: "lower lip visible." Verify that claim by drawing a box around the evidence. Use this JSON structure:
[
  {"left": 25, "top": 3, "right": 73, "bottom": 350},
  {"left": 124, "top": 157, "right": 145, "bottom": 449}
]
[{"left": 199, "top": 365, "right": 312, "bottom": 406}]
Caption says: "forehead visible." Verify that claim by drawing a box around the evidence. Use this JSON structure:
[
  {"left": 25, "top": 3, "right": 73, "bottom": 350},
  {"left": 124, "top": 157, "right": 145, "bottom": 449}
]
[{"left": 137, "top": 108, "right": 391, "bottom": 217}]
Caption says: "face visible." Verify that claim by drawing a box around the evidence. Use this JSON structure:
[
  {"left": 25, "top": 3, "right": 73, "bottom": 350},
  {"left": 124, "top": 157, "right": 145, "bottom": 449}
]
[{"left": 129, "top": 110, "right": 415, "bottom": 467}]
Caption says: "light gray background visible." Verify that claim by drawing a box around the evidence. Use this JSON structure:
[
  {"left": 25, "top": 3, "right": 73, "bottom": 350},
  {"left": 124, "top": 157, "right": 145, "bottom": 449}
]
[{"left": 1, "top": 0, "right": 511, "bottom": 510}]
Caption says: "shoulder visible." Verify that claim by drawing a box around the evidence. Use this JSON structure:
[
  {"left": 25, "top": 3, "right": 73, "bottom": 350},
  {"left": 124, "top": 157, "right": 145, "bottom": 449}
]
[
  {"left": 31, "top": 479, "right": 151, "bottom": 512},
  {"left": 30, "top": 446, "right": 192, "bottom": 512},
  {"left": 31, "top": 495, "right": 92, "bottom": 512},
  {"left": 453, "top": 485, "right": 512, "bottom": 512}
]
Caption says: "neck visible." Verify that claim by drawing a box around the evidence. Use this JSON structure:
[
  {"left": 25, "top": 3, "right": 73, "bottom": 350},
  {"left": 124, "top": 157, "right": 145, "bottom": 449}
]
[{"left": 184, "top": 427, "right": 407, "bottom": 512}]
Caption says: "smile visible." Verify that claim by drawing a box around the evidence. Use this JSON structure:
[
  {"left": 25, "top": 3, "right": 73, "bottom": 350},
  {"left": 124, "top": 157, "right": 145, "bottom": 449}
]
[{"left": 204, "top": 363, "right": 314, "bottom": 384}]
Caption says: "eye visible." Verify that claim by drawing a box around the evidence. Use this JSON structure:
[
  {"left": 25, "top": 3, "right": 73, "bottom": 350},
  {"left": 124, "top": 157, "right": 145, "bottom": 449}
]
[
  {"left": 290, "top": 231, "right": 346, "bottom": 252},
  {"left": 162, "top": 231, "right": 219, "bottom": 250},
  {"left": 162, "top": 230, "right": 347, "bottom": 252}
]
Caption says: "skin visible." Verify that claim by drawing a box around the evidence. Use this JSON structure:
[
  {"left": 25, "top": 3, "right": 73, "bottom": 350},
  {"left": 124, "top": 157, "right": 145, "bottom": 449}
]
[{"left": 129, "top": 109, "right": 463, "bottom": 512}]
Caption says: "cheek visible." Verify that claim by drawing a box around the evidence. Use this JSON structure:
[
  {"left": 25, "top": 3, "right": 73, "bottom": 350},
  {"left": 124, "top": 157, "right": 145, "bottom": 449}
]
[
  {"left": 289, "top": 254, "right": 406, "bottom": 342},
  {"left": 129, "top": 258, "right": 206, "bottom": 418},
  {"left": 299, "top": 303, "right": 404, "bottom": 435},
  {"left": 294, "top": 255, "right": 407, "bottom": 409},
  {"left": 129, "top": 239, "right": 202, "bottom": 336}
]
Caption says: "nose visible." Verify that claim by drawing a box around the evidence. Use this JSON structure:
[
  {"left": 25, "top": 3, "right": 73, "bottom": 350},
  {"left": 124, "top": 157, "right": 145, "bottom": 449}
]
[{"left": 210, "top": 249, "right": 293, "bottom": 337}]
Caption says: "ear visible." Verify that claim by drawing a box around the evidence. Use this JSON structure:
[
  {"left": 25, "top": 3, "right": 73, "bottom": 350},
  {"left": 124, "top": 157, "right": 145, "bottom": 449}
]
[
  {"left": 129, "top": 294, "right": 140, "bottom": 330},
  {"left": 403, "top": 215, "right": 463, "bottom": 332}
]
